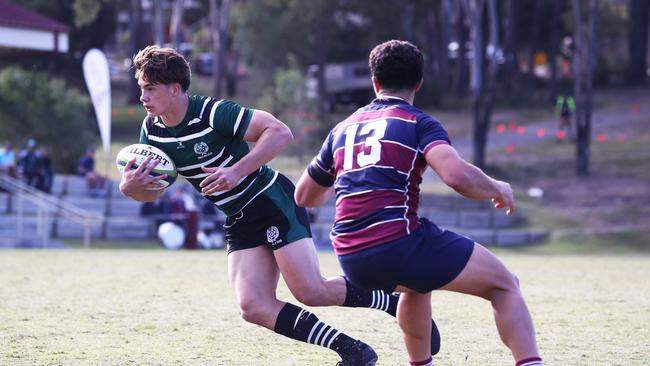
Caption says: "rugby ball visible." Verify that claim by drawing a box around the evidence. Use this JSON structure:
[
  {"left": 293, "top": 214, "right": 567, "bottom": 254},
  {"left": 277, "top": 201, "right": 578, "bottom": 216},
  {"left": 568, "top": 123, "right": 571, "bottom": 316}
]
[{"left": 116, "top": 143, "right": 177, "bottom": 190}]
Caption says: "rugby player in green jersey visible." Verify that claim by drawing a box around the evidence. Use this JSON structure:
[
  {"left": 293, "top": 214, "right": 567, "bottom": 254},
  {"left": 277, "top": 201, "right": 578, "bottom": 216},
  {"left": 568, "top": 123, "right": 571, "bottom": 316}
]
[{"left": 118, "top": 45, "right": 441, "bottom": 366}]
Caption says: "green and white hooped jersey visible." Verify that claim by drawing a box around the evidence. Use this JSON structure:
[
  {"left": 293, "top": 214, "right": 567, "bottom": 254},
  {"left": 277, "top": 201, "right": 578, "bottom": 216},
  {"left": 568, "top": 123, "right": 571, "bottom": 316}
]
[{"left": 139, "top": 95, "right": 278, "bottom": 217}]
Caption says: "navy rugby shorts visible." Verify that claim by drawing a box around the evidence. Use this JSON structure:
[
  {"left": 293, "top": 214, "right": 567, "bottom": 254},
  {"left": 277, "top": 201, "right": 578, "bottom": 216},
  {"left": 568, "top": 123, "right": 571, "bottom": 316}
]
[
  {"left": 224, "top": 174, "right": 312, "bottom": 253},
  {"left": 338, "top": 218, "right": 475, "bottom": 293}
]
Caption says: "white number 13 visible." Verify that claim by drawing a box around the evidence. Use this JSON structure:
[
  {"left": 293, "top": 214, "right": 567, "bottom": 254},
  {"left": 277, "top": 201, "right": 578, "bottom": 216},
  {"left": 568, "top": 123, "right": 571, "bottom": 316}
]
[{"left": 342, "top": 120, "right": 387, "bottom": 170}]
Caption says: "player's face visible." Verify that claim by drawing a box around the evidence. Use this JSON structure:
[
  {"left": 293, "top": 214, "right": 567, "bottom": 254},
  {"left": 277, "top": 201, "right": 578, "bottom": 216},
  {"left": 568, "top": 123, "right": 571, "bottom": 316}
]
[{"left": 138, "top": 75, "right": 174, "bottom": 116}]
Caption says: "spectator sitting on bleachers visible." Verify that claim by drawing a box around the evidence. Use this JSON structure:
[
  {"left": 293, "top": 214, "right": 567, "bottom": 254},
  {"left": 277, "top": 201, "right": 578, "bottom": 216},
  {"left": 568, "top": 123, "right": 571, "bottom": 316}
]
[
  {"left": 77, "top": 147, "right": 106, "bottom": 196},
  {"left": 17, "top": 139, "right": 42, "bottom": 188},
  {"left": 0, "top": 141, "right": 17, "bottom": 178}
]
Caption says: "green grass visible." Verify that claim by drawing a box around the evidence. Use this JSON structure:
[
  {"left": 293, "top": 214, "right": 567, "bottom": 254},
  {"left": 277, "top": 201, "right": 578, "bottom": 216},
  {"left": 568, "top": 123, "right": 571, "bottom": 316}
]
[{"left": 1, "top": 248, "right": 648, "bottom": 365}]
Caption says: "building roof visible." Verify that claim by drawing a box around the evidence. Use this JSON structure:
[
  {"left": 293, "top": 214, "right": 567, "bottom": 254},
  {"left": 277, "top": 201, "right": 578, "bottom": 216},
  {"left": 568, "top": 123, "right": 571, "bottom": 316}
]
[{"left": 0, "top": 0, "right": 69, "bottom": 33}]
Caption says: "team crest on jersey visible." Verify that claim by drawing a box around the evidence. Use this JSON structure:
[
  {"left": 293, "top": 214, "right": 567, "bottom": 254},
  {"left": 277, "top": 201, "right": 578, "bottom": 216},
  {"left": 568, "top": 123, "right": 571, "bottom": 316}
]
[
  {"left": 193, "top": 141, "right": 212, "bottom": 159},
  {"left": 266, "top": 226, "right": 282, "bottom": 245}
]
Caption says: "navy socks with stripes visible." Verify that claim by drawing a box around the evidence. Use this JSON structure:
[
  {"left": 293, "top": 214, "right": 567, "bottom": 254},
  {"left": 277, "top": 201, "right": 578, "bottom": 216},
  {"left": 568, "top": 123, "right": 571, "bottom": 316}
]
[
  {"left": 342, "top": 277, "right": 441, "bottom": 356},
  {"left": 342, "top": 277, "right": 398, "bottom": 315},
  {"left": 274, "top": 302, "right": 356, "bottom": 355}
]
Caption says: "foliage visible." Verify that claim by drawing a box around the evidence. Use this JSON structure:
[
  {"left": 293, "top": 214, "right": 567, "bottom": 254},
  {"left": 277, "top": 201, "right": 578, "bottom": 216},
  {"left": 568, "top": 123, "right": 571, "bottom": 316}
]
[
  {"left": 0, "top": 67, "right": 97, "bottom": 173},
  {"left": 257, "top": 57, "right": 320, "bottom": 162},
  {"left": 73, "top": 0, "right": 103, "bottom": 28}
]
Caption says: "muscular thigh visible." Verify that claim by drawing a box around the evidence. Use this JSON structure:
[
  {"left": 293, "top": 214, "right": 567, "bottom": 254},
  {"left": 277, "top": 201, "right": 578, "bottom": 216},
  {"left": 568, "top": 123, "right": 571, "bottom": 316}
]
[
  {"left": 274, "top": 238, "right": 327, "bottom": 291},
  {"left": 228, "top": 245, "right": 281, "bottom": 303},
  {"left": 440, "top": 243, "right": 516, "bottom": 298}
]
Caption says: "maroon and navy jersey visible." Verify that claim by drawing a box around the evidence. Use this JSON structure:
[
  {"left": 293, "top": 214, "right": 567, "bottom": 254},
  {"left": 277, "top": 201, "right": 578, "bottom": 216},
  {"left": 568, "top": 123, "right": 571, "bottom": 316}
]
[{"left": 307, "top": 97, "right": 450, "bottom": 255}]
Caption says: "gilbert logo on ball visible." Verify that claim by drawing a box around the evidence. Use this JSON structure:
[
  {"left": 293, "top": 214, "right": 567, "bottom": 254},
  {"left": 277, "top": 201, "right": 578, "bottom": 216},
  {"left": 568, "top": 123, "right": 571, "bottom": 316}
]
[{"left": 116, "top": 143, "right": 177, "bottom": 190}]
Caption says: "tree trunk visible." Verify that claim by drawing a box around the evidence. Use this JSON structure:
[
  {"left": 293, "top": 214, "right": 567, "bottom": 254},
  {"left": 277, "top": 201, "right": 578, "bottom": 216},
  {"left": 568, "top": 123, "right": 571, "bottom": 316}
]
[
  {"left": 455, "top": 0, "right": 470, "bottom": 98},
  {"left": 548, "top": 0, "right": 562, "bottom": 104},
  {"left": 128, "top": 0, "right": 144, "bottom": 104},
  {"left": 470, "top": 0, "right": 486, "bottom": 168},
  {"left": 627, "top": 0, "right": 649, "bottom": 84},
  {"left": 226, "top": 41, "right": 239, "bottom": 97},
  {"left": 403, "top": 0, "right": 415, "bottom": 41},
  {"left": 315, "top": 8, "right": 331, "bottom": 119},
  {"left": 152, "top": 0, "right": 165, "bottom": 46},
  {"left": 424, "top": 5, "right": 440, "bottom": 96},
  {"left": 481, "top": 0, "right": 499, "bottom": 127},
  {"left": 503, "top": 0, "right": 519, "bottom": 98},
  {"left": 424, "top": 0, "right": 452, "bottom": 99},
  {"left": 470, "top": 0, "right": 499, "bottom": 170},
  {"left": 209, "top": 0, "right": 220, "bottom": 97},
  {"left": 572, "top": 0, "right": 597, "bottom": 175},
  {"left": 169, "top": 0, "right": 185, "bottom": 49},
  {"left": 439, "top": 0, "right": 453, "bottom": 91},
  {"left": 527, "top": 0, "right": 542, "bottom": 95},
  {"left": 210, "top": 0, "right": 231, "bottom": 99}
]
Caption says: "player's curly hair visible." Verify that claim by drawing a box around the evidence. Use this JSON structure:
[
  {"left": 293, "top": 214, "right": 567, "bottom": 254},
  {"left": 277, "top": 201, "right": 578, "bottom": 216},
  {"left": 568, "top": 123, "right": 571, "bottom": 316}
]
[
  {"left": 132, "top": 45, "right": 191, "bottom": 91},
  {"left": 369, "top": 40, "right": 423, "bottom": 91}
]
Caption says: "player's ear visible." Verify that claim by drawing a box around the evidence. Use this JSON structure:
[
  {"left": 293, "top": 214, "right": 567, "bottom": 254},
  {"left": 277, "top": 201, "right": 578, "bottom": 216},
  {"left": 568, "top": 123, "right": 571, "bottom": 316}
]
[
  {"left": 371, "top": 77, "right": 381, "bottom": 96},
  {"left": 415, "top": 78, "right": 424, "bottom": 92},
  {"left": 172, "top": 82, "right": 182, "bottom": 96}
]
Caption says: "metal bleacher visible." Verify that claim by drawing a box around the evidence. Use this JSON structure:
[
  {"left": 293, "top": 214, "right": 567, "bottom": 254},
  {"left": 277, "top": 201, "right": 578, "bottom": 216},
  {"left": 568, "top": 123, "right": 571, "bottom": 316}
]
[
  {"left": 1, "top": 173, "right": 548, "bottom": 249},
  {"left": 0, "top": 174, "right": 165, "bottom": 247},
  {"left": 57, "top": 175, "right": 154, "bottom": 240},
  {"left": 0, "top": 174, "right": 102, "bottom": 248}
]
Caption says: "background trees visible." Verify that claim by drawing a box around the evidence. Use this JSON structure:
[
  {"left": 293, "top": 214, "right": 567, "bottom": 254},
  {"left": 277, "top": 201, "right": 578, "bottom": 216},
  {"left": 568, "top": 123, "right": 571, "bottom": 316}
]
[
  {"left": 0, "top": 68, "right": 95, "bottom": 173},
  {"left": 0, "top": 0, "right": 647, "bottom": 175}
]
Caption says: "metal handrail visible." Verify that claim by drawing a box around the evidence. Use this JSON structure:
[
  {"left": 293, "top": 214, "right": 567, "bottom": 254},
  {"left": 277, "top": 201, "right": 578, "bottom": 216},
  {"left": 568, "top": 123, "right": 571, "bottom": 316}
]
[{"left": 0, "top": 173, "right": 103, "bottom": 248}]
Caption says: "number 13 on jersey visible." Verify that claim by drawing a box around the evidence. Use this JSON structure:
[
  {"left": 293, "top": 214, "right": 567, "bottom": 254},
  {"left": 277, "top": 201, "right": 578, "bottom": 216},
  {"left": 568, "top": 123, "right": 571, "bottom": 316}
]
[{"left": 342, "top": 120, "right": 387, "bottom": 170}]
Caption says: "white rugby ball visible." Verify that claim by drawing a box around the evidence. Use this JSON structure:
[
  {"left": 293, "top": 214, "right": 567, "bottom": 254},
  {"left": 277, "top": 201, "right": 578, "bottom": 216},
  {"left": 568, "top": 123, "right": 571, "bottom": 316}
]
[{"left": 116, "top": 143, "right": 177, "bottom": 190}]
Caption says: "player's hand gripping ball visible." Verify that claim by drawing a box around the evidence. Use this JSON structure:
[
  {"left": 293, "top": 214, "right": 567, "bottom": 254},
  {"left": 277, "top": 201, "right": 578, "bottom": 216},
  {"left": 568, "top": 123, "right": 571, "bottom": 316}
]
[{"left": 116, "top": 143, "right": 177, "bottom": 190}]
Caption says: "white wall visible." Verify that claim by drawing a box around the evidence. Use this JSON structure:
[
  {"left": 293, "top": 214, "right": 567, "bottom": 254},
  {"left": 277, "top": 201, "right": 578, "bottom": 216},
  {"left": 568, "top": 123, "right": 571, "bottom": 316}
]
[{"left": 0, "top": 26, "right": 68, "bottom": 53}]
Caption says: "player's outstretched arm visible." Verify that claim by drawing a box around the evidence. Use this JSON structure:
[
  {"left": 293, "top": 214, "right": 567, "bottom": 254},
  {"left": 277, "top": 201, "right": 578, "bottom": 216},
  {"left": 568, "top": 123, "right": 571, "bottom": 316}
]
[
  {"left": 294, "top": 169, "right": 335, "bottom": 208},
  {"left": 426, "top": 144, "right": 514, "bottom": 215},
  {"left": 119, "top": 156, "right": 165, "bottom": 202}
]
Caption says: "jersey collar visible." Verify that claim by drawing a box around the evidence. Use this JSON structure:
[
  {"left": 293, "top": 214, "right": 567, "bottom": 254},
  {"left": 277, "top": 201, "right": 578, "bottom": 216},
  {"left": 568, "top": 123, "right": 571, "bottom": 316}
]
[{"left": 373, "top": 95, "right": 410, "bottom": 106}]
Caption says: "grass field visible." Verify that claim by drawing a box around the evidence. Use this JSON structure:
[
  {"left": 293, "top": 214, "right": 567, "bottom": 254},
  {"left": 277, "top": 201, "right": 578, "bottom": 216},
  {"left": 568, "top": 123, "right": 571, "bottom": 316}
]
[{"left": 1, "top": 248, "right": 648, "bottom": 365}]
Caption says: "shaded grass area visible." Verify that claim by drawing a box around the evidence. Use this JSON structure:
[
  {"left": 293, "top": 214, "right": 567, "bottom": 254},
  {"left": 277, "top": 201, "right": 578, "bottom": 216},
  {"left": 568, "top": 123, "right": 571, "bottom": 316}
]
[
  {"left": 519, "top": 230, "right": 650, "bottom": 255},
  {"left": 1, "top": 249, "right": 648, "bottom": 365}
]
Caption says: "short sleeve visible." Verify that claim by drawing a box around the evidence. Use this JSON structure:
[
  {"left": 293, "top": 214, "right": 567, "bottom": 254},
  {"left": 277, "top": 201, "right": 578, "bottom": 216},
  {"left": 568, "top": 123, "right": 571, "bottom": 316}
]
[
  {"left": 307, "top": 132, "right": 336, "bottom": 187},
  {"left": 208, "top": 99, "right": 253, "bottom": 141},
  {"left": 418, "top": 116, "right": 450, "bottom": 155}
]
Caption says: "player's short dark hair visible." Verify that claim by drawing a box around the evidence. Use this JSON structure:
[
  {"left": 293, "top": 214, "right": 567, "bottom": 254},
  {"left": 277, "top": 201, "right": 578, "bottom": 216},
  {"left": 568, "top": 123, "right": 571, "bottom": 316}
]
[
  {"left": 369, "top": 40, "right": 423, "bottom": 91},
  {"left": 133, "top": 45, "right": 191, "bottom": 92}
]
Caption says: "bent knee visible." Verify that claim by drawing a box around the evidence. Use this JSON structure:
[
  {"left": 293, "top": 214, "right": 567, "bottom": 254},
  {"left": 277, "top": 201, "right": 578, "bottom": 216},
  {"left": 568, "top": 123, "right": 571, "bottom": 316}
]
[
  {"left": 510, "top": 271, "right": 520, "bottom": 288},
  {"left": 493, "top": 271, "right": 522, "bottom": 296},
  {"left": 480, "top": 270, "right": 521, "bottom": 300},
  {"left": 291, "top": 287, "right": 325, "bottom": 307},
  {"left": 239, "top": 298, "right": 272, "bottom": 325}
]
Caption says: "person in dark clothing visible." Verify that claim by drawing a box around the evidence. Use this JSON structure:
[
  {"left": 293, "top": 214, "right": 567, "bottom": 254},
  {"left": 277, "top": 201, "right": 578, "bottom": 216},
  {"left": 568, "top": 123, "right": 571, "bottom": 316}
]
[
  {"left": 17, "top": 139, "right": 42, "bottom": 188},
  {"left": 35, "top": 147, "right": 53, "bottom": 193}
]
